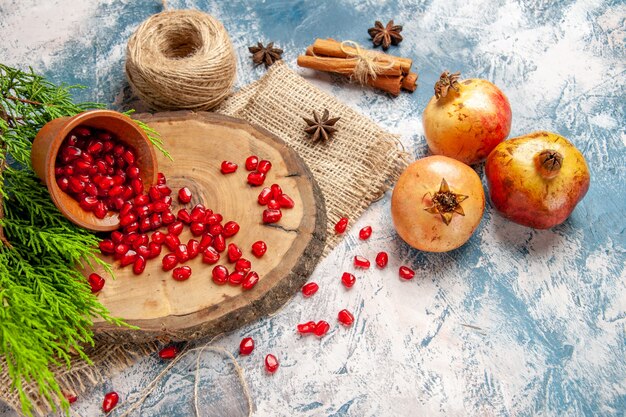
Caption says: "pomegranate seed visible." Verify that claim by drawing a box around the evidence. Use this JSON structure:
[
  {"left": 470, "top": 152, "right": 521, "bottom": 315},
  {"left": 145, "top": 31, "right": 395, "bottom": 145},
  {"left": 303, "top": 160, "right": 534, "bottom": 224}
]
[
  {"left": 359, "top": 225, "right": 372, "bottom": 240},
  {"left": 63, "top": 392, "right": 78, "bottom": 404},
  {"left": 213, "top": 234, "right": 226, "bottom": 252},
  {"left": 161, "top": 211, "right": 175, "bottom": 225},
  {"left": 148, "top": 242, "right": 162, "bottom": 259},
  {"left": 174, "top": 244, "right": 189, "bottom": 263},
  {"left": 399, "top": 266, "right": 415, "bottom": 280},
  {"left": 152, "top": 201, "right": 169, "bottom": 213},
  {"left": 228, "top": 271, "right": 245, "bottom": 285},
  {"left": 177, "top": 187, "right": 192, "bottom": 203},
  {"left": 297, "top": 321, "right": 317, "bottom": 334},
  {"left": 242, "top": 271, "right": 259, "bottom": 290},
  {"left": 239, "top": 337, "right": 255, "bottom": 355},
  {"left": 162, "top": 254, "right": 178, "bottom": 271},
  {"left": 164, "top": 234, "right": 181, "bottom": 251},
  {"left": 102, "top": 391, "right": 119, "bottom": 413},
  {"left": 177, "top": 208, "right": 192, "bottom": 224},
  {"left": 208, "top": 223, "right": 223, "bottom": 236},
  {"left": 158, "top": 345, "right": 178, "bottom": 360},
  {"left": 334, "top": 217, "right": 348, "bottom": 233},
  {"left": 157, "top": 172, "right": 166, "bottom": 184},
  {"left": 119, "top": 212, "right": 137, "bottom": 227},
  {"left": 133, "top": 256, "right": 146, "bottom": 275},
  {"left": 187, "top": 239, "right": 200, "bottom": 259},
  {"left": 124, "top": 221, "right": 139, "bottom": 234},
  {"left": 268, "top": 184, "right": 280, "bottom": 199},
  {"left": 353, "top": 256, "right": 370, "bottom": 269},
  {"left": 202, "top": 246, "right": 220, "bottom": 264},
  {"left": 167, "top": 221, "right": 184, "bottom": 236},
  {"left": 220, "top": 161, "right": 238, "bottom": 174},
  {"left": 212, "top": 265, "right": 229, "bottom": 285},
  {"left": 278, "top": 194, "right": 295, "bottom": 209},
  {"left": 247, "top": 171, "right": 266, "bottom": 186},
  {"left": 227, "top": 243, "right": 242, "bottom": 262},
  {"left": 257, "top": 160, "right": 272, "bottom": 174},
  {"left": 205, "top": 212, "right": 222, "bottom": 225},
  {"left": 120, "top": 250, "right": 137, "bottom": 267},
  {"left": 56, "top": 176, "right": 70, "bottom": 191},
  {"left": 375, "top": 252, "right": 388, "bottom": 268},
  {"left": 88, "top": 273, "right": 105, "bottom": 293},
  {"left": 258, "top": 187, "right": 272, "bottom": 205},
  {"left": 301, "top": 282, "right": 319, "bottom": 297},
  {"left": 136, "top": 245, "right": 150, "bottom": 258},
  {"left": 152, "top": 231, "right": 166, "bottom": 244},
  {"left": 172, "top": 266, "right": 192, "bottom": 281},
  {"left": 126, "top": 164, "right": 140, "bottom": 178},
  {"left": 235, "top": 258, "right": 252, "bottom": 273},
  {"left": 337, "top": 309, "right": 354, "bottom": 326},
  {"left": 134, "top": 205, "right": 150, "bottom": 218},
  {"left": 111, "top": 231, "right": 123, "bottom": 244},
  {"left": 190, "top": 222, "right": 206, "bottom": 236},
  {"left": 314, "top": 320, "right": 330, "bottom": 337},
  {"left": 148, "top": 186, "right": 161, "bottom": 201},
  {"left": 190, "top": 205, "right": 206, "bottom": 222},
  {"left": 134, "top": 194, "right": 150, "bottom": 206},
  {"left": 267, "top": 200, "right": 281, "bottom": 210},
  {"left": 251, "top": 241, "right": 267, "bottom": 258},
  {"left": 198, "top": 234, "right": 213, "bottom": 251},
  {"left": 262, "top": 209, "right": 282, "bottom": 223},
  {"left": 112, "top": 144, "right": 125, "bottom": 157},
  {"left": 223, "top": 221, "right": 240, "bottom": 237},
  {"left": 99, "top": 239, "right": 115, "bottom": 255},
  {"left": 156, "top": 184, "right": 172, "bottom": 196},
  {"left": 341, "top": 272, "right": 356, "bottom": 288},
  {"left": 245, "top": 155, "right": 259, "bottom": 171},
  {"left": 265, "top": 354, "right": 279, "bottom": 374}
]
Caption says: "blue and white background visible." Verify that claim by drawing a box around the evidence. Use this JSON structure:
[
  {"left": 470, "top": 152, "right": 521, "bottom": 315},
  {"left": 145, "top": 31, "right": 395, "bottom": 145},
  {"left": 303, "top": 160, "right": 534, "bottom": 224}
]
[{"left": 0, "top": 0, "right": 624, "bottom": 416}]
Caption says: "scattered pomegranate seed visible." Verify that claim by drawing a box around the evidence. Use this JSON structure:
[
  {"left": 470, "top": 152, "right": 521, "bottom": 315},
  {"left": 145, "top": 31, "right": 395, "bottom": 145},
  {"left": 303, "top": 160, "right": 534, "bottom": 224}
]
[
  {"left": 178, "top": 187, "right": 192, "bottom": 203},
  {"left": 227, "top": 243, "right": 243, "bottom": 262},
  {"left": 187, "top": 239, "right": 200, "bottom": 259},
  {"left": 228, "top": 271, "right": 245, "bottom": 285},
  {"left": 162, "top": 254, "right": 178, "bottom": 271},
  {"left": 198, "top": 233, "right": 213, "bottom": 251},
  {"left": 151, "top": 231, "right": 166, "bottom": 244},
  {"left": 278, "top": 193, "right": 295, "bottom": 209},
  {"left": 235, "top": 258, "right": 252, "bottom": 273},
  {"left": 334, "top": 217, "right": 348, "bottom": 234},
  {"left": 164, "top": 234, "right": 181, "bottom": 251},
  {"left": 375, "top": 252, "right": 388, "bottom": 268},
  {"left": 297, "top": 321, "right": 317, "bottom": 334},
  {"left": 341, "top": 272, "right": 356, "bottom": 288},
  {"left": 88, "top": 273, "right": 105, "bottom": 292},
  {"left": 213, "top": 234, "right": 226, "bottom": 252},
  {"left": 177, "top": 208, "right": 192, "bottom": 224},
  {"left": 267, "top": 199, "right": 281, "bottom": 210},
  {"left": 190, "top": 204, "right": 206, "bottom": 222},
  {"left": 353, "top": 256, "right": 370, "bottom": 269},
  {"left": 190, "top": 222, "right": 206, "bottom": 236},
  {"left": 102, "top": 391, "right": 119, "bottom": 413},
  {"left": 301, "top": 282, "right": 319, "bottom": 297},
  {"left": 174, "top": 244, "right": 190, "bottom": 262},
  {"left": 247, "top": 171, "right": 266, "bottom": 186},
  {"left": 223, "top": 221, "right": 240, "bottom": 237},
  {"left": 258, "top": 187, "right": 272, "bottom": 205},
  {"left": 314, "top": 320, "right": 330, "bottom": 337},
  {"left": 133, "top": 256, "right": 146, "bottom": 275},
  {"left": 202, "top": 246, "right": 221, "bottom": 264},
  {"left": 262, "top": 208, "right": 282, "bottom": 223},
  {"left": 359, "top": 226, "right": 372, "bottom": 240},
  {"left": 251, "top": 241, "right": 267, "bottom": 257},
  {"left": 220, "top": 161, "right": 238, "bottom": 174},
  {"left": 212, "top": 265, "right": 229, "bottom": 285},
  {"left": 337, "top": 309, "right": 354, "bottom": 326},
  {"left": 99, "top": 239, "right": 115, "bottom": 255},
  {"left": 264, "top": 354, "right": 279, "bottom": 374},
  {"left": 63, "top": 392, "right": 77, "bottom": 404},
  {"left": 167, "top": 221, "right": 184, "bottom": 236},
  {"left": 158, "top": 345, "right": 179, "bottom": 360},
  {"left": 257, "top": 160, "right": 272, "bottom": 174},
  {"left": 239, "top": 337, "right": 255, "bottom": 355},
  {"left": 245, "top": 156, "right": 259, "bottom": 171},
  {"left": 399, "top": 266, "right": 415, "bottom": 280},
  {"left": 172, "top": 266, "right": 192, "bottom": 281},
  {"left": 119, "top": 250, "right": 137, "bottom": 267},
  {"left": 242, "top": 271, "right": 259, "bottom": 290},
  {"left": 157, "top": 172, "right": 166, "bottom": 184}
]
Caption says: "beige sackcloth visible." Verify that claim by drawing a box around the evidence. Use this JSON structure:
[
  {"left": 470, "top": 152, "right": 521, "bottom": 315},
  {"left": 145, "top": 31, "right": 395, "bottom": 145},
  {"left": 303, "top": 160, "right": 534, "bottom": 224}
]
[{"left": 0, "top": 61, "right": 410, "bottom": 416}]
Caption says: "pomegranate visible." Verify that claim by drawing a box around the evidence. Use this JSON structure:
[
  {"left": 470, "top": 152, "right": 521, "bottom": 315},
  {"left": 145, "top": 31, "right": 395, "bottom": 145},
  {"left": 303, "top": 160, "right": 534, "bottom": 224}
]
[
  {"left": 422, "top": 71, "right": 512, "bottom": 165},
  {"left": 391, "top": 156, "right": 485, "bottom": 252},
  {"left": 485, "top": 131, "right": 590, "bottom": 229}
]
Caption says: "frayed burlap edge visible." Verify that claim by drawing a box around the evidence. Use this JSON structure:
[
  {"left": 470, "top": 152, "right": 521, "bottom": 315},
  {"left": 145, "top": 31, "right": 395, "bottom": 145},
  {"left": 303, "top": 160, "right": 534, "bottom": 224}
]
[{"left": 0, "top": 61, "right": 410, "bottom": 416}]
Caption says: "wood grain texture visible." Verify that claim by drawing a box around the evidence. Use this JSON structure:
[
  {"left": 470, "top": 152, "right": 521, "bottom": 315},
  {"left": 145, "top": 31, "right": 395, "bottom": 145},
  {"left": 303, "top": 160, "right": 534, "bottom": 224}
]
[{"left": 91, "top": 112, "right": 327, "bottom": 342}]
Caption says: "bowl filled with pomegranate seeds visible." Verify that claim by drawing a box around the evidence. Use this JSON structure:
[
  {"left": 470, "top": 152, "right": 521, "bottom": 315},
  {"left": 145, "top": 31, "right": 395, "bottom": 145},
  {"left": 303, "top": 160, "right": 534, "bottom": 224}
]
[{"left": 32, "top": 110, "right": 158, "bottom": 231}]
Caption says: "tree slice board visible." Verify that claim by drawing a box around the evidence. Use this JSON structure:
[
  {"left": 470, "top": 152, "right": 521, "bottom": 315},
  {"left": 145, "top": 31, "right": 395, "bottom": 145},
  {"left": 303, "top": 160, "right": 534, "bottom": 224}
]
[{"left": 91, "top": 111, "right": 326, "bottom": 343}]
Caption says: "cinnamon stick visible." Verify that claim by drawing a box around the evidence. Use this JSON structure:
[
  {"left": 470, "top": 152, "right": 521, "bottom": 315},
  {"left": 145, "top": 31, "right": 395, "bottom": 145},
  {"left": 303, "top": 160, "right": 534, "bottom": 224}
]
[
  {"left": 313, "top": 38, "right": 412, "bottom": 74},
  {"left": 297, "top": 55, "right": 403, "bottom": 77},
  {"left": 402, "top": 72, "right": 418, "bottom": 92}
]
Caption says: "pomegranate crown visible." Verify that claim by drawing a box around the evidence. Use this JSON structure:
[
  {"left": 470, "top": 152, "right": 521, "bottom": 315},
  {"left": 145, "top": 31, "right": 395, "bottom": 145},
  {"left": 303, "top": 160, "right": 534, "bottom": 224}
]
[{"left": 434, "top": 71, "right": 461, "bottom": 99}]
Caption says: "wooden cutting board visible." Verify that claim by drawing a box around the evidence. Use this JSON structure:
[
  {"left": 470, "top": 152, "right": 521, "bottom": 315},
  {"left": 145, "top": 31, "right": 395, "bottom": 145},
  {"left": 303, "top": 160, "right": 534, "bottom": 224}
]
[{"left": 92, "top": 112, "right": 326, "bottom": 343}]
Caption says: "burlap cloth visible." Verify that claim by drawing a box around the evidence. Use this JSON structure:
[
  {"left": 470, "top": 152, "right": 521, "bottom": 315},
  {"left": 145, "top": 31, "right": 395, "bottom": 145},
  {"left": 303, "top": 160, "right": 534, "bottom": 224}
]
[{"left": 0, "top": 61, "right": 410, "bottom": 416}]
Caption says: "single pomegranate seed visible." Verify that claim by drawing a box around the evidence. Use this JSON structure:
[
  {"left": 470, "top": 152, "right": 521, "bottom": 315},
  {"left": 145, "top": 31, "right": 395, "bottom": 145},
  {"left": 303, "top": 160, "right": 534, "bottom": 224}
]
[
  {"left": 134, "top": 204, "right": 150, "bottom": 219},
  {"left": 176, "top": 209, "right": 191, "bottom": 224},
  {"left": 235, "top": 258, "right": 252, "bottom": 273},
  {"left": 174, "top": 244, "right": 189, "bottom": 263},
  {"left": 278, "top": 193, "right": 295, "bottom": 209},
  {"left": 162, "top": 254, "right": 178, "bottom": 271},
  {"left": 126, "top": 164, "right": 140, "bottom": 178},
  {"left": 353, "top": 256, "right": 370, "bottom": 269},
  {"left": 136, "top": 245, "right": 150, "bottom": 259},
  {"left": 190, "top": 222, "right": 206, "bottom": 236},
  {"left": 297, "top": 321, "right": 317, "bottom": 334},
  {"left": 223, "top": 221, "right": 240, "bottom": 237},
  {"left": 228, "top": 271, "right": 245, "bottom": 285},
  {"left": 151, "top": 231, "right": 166, "bottom": 244},
  {"left": 269, "top": 184, "right": 282, "bottom": 199},
  {"left": 334, "top": 217, "right": 348, "bottom": 234},
  {"left": 314, "top": 320, "right": 330, "bottom": 337},
  {"left": 124, "top": 221, "right": 139, "bottom": 234},
  {"left": 148, "top": 242, "right": 162, "bottom": 259},
  {"left": 337, "top": 309, "right": 354, "bottom": 326},
  {"left": 267, "top": 199, "right": 281, "bottom": 210},
  {"left": 111, "top": 231, "right": 123, "bottom": 244},
  {"left": 88, "top": 273, "right": 105, "bottom": 293},
  {"left": 341, "top": 272, "right": 356, "bottom": 288},
  {"left": 375, "top": 252, "right": 388, "bottom": 268},
  {"left": 157, "top": 172, "right": 166, "bottom": 184},
  {"left": 262, "top": 209, "right": 282, "bottom": 223},
  {"left": 205, "top": 212, "right": 222, "bottom": 225},
  {"left": 172, "top": 266, "right": 192, "bottom": 281},
  {"left": 258, "top": 187, "right": 272, "bottom": 205},
  {"left": 198, "top": 234, "right": 213, "bottom": 251},
  {"left": 227, "top": 243, "right": 242, "bottom": 262},
  {"left": 102, "top": 391, "right": 119, "bottom": 413},
  {"left": 56, "top": 176, "right": 70, "bottom": 192},
  {"left": 212, "top": 265, "right": 229, "bottom": 285},
  {"left": 213, "top": 234, "right": 226, "bottom": 252},
  {"left": 245, "top": 155, "right": 259, "bottom": 171},
  {"left": 134, "top": 194, "right": 150, "bottom": 206},
  {"left": 148, "top": 186, "right": 161, "bottom": 201},
  {"left": 242, "top": 271, "right": 259, "bottom": 290},
  {"left": 239, "top": 337, "right": 255, "bottom": 355},
  {"left": 94, "top": 202, "right": 108, "bottom": 219},
  {"left": 187, "top": 239, "right": 200, "bottom": 259},
  {"left": 132, "top": 256, "right": 146, "bottom": 275},
  {"left": 120, "top": 250, "right": 137, "bottom": 267},
  {"left": 158, "top": 345, "right": 178, "bottom": 360},
  {"left": 168, "top": 221, "right": 184, "bottom": 236},
  {"left": 190, "top": 205, "right": 206, "bottom": 222},
  {"left": 399, "top": 266, "right": 415, "bottom": 280},
  {"left": 251, "top": 241, "right": 267, "bottom": 258},
  {"left": 63, "top": 392, "right": 78, "bottom": 404},
  {"left": 201, "top": 247, "right": 219, "bottom": 265},
  {"left": 164, "top": 234, "right": 181, "bottom": 251},
  {"left": 208, "top": 223, "right": 223, "bottom": 236},
  {"left": 99, "top": 239, "right": 115, "bottom": 255},
  {"left": 359, "top": 226, "right": 372, "bottom": 240},
  {"left": 178, "top": 187, "right": 192, "bottom": 203},
  {"left": 257, "top": 160, "right": 272, "bottom": 174},
  {"left": 120, "top": 212, "right": 137, "bottom": 227},
  {"left": 221, "top": 161, "right": 238, "bottom": 174},
  {"left": 265, "top": 354, "right": 279, "bottom": 374},
  {"left": 301, "top": 282, "right": 319, "bottom": 297},
  {"left": 156, "top": 184, "right": 172, "bottom": 196},
  {"left": 152, "top": 201, "right": 169, "bottom": 213},
  {"left": 161, "top": 211, "right": 175, "bottom": 225},
  {"left": 247, "top": 171, "right": 266, "bottom": 186}
]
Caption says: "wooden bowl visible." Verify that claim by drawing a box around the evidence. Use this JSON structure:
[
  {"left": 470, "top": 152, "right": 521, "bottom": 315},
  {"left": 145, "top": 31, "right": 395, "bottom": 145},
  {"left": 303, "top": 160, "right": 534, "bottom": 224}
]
[{"left": 31, "top": 110, "right": 158, "bottom": 231}]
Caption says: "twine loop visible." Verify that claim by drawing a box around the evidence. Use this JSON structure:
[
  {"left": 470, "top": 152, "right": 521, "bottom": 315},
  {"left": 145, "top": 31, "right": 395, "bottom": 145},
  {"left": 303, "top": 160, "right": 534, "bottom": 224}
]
[{"left": 339, "top": 41, "right": 395, "bottom": 85}]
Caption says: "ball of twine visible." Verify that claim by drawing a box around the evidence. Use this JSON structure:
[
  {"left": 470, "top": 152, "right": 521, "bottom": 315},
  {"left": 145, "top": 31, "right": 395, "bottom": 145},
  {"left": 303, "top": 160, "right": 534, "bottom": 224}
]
[{"left": 125, "top": 10, "right": 236, "bottom": 111}]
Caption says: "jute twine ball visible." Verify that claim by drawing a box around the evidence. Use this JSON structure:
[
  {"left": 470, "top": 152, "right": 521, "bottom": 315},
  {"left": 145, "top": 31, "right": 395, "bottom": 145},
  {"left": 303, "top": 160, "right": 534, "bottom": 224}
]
[{"left": 125, "top": 10, "right": 236, "bottom": 111}]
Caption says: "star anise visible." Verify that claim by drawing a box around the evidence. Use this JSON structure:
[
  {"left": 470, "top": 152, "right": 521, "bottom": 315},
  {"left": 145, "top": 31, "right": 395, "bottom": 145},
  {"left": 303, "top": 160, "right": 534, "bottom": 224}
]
[
  {"left": 423, "top": 178, "right": 468, "bottom": 225},
  {"left": 303, "top": 109, "right": 340, "bottom": 143},
  {"left": 368, "top": 20, "right": 403, "bottom": 50},
  {"left": 434, "top": 71, "right": 461, "bottom": 99},
  {"left": 248, "top": 42, "right": 283, "bottom": 68}
]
